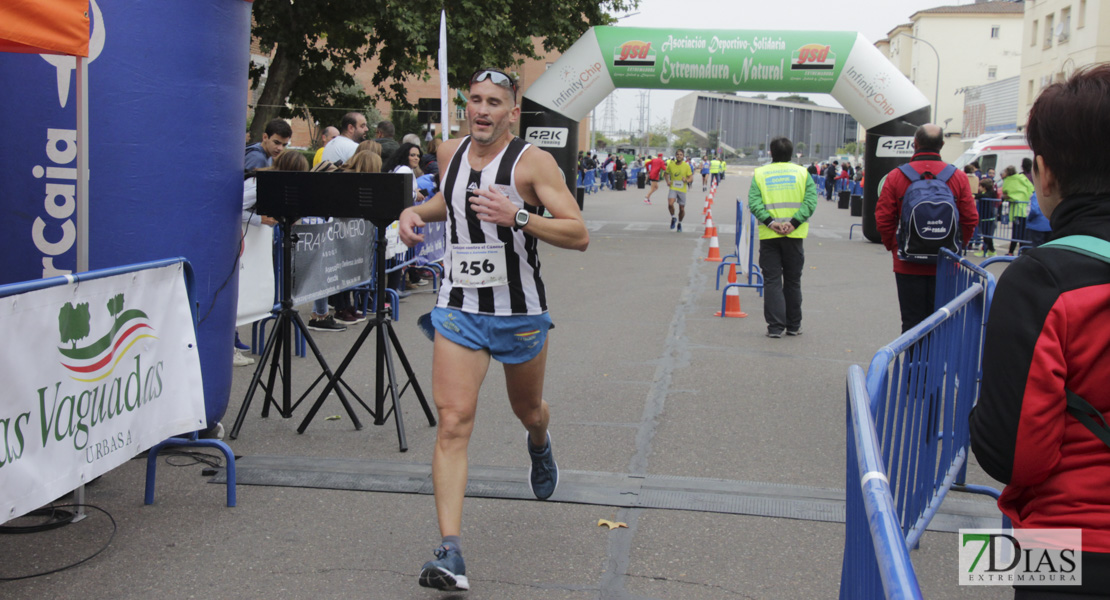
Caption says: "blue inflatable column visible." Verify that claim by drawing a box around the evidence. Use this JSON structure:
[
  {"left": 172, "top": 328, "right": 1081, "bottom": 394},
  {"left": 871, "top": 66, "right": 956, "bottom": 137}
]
[{"left": 0, "top": 0, "right": 253, "bottom": 429}]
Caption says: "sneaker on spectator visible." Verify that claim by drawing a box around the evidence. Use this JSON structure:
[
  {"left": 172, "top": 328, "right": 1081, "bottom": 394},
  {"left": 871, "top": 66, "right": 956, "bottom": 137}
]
[
  {"left": 334, "top": 308, "right": 366, "bottom": 325},
  {"left": 419, "top": 544, "right": 469, "bottom": 591},
  {"left": 786, "top": 328, "right": 803, "bottom": 336},
  {"left": 766, "top": 330, "right": 783, "bottom": 339},
  {"left": 527, "top": 432, "right": 559, "bottom": 500},
  {"left": 232, "top": 349, "right": 255, "bottom": 367},
  {"left": 308, "top": 315, "right": 347, "bottom": 332}
]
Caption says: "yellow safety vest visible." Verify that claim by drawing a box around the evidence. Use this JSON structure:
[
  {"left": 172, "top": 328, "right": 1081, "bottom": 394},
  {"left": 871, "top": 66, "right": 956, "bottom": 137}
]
[
  {"left": 753, "top": 162, "right": 810, "bottom": 240},
  {"left": 710, "top": 159, "right": 722, "bottom": 174}
]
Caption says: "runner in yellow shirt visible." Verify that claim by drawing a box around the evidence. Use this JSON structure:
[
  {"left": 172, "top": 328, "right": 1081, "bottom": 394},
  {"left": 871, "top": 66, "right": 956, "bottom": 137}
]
[{"left": 664, "top": 149, "right": 694, "bottom": 232}]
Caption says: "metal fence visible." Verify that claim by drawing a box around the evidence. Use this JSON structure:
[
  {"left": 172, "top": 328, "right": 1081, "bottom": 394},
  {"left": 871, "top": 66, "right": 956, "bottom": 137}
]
[{"left": 839, "top": 250, "right": 1004, "bottom": 598}]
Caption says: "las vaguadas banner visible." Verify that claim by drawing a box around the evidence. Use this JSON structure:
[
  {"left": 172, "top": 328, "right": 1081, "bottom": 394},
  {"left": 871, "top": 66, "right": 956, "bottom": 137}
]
[{"left": 0, "top": 263, "right": 206, "bottom": 523}]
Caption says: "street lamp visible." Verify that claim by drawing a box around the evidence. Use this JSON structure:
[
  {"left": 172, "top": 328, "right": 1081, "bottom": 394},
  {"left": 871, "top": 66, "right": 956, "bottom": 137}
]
[{"left": 895, "top": 31, "right": 940, "bottom": 124}]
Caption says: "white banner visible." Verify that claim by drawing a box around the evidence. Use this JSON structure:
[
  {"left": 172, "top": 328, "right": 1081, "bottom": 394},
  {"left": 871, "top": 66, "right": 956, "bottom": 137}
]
[
  {"left": 831, "top": 33, "right": 930, "bottom": 130},
  {"left": 0, "top": 263, "right": 206, "bottom": 523},
  {"left": 236, "top": 223, "right": 276, "bottom": 327}
]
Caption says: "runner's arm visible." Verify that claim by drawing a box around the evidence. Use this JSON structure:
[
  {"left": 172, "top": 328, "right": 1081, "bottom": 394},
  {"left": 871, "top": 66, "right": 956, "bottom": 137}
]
[{"left": 468, "top": 148, "right": 588, "bottom": 251}]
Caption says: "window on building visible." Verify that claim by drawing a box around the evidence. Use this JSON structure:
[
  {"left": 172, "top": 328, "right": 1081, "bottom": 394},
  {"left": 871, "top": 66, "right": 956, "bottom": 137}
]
[
  {"left": 988, "top": 66, "right": 998, "bottom": 80},
  {"left": 1028, "top": 79, "right": 1035, "bottom": 105},
  {"left": 455, "top": 105, "right": 465, "bottom": 121},
  {"left": 1060, "top": 6, "right": 1071, "bottom": 42},
  {"left": 1031, "top": 20, "right": 1039, "bottom": 46},
  {"left": 1079, "top": 0, "right": 1087, "bottom": 28},
  {"left": 991, "top": 25, "right": 1001, "bottom": 39},
  {"left": 1044, "top": 13, "right": 1055, "bottom": 48}
]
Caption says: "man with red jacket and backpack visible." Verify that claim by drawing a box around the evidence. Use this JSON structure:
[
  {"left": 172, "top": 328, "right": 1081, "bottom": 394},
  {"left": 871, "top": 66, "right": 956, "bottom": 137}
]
[{"left": 875, "top": 123, "right": 978, "bottom": 332}]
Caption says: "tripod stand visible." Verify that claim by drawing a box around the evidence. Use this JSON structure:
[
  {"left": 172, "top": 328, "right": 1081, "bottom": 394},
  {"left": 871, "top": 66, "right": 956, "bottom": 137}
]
[
  {"left": 229, "top": 218, "right": 363, "bottom": 439},
  {"left": 297, "top": 222, "right": 436, "bottom": 450}
]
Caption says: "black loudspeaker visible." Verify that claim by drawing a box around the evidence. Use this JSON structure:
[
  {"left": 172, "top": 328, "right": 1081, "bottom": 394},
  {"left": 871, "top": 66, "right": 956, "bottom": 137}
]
[
  {"left": 850, "top": 195, "right": 863, "bottom": 217},
  {"left": 838, "top": 190, "right": 851, "bottom": 209},
  {"left": 255, "top": 171, "right": 413, "bottom": 227}
]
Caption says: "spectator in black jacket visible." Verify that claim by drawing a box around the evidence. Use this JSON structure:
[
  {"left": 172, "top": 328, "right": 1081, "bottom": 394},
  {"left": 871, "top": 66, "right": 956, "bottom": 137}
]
[{"left": 970, "top": 63, "right": 1110, "bottom": 599}]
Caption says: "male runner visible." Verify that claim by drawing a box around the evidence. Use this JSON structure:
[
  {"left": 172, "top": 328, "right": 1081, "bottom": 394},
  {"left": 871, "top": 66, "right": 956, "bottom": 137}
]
[
  {"left": 398, "top": 67, "right": 589, "bottom": 592},
  {"left": 645, "top": 152, "right": 665, "bottom": 204},
  {"left": 664, "top": 149, "right": 694, "bottom": 232}
]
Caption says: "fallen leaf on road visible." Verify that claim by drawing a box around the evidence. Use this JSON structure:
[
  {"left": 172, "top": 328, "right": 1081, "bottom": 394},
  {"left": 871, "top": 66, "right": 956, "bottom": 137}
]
[
  {"left": 597, "top": 519, "right": 628, "bottom": 530},
  {"left": 326, "top": 415, "right": 342, "bottom": 421}
]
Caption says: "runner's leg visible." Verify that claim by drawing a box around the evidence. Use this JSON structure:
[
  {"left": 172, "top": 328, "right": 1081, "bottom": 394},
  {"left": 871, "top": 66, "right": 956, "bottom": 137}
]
[{"left": 431, "top": 334, "right": 491, "bottom": 537}]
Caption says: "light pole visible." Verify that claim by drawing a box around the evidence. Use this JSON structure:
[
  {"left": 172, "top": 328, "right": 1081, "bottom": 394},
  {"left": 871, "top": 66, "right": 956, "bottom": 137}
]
[{"left": 896, "top": 31, "right": 940, "bottom": 123}]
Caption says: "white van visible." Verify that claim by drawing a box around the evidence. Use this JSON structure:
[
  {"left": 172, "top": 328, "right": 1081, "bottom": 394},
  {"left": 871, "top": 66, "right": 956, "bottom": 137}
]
[{"left": 952, "top": 132, "right": 1033, "bottom": 176}]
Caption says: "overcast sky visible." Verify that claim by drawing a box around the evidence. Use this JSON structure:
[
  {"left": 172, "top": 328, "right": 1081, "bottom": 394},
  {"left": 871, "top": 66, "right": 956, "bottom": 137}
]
[{"left": 596, "top": 0, "right": 977, "bottom": 134}]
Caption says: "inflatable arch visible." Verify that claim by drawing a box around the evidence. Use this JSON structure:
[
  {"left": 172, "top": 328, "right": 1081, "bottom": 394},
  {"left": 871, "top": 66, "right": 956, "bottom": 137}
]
[
  {"left": 0, "top": 0, "right": 253, "bottom": 429},
  {"left": 520, "top": 27, "right": 932, "bottom": 243}
]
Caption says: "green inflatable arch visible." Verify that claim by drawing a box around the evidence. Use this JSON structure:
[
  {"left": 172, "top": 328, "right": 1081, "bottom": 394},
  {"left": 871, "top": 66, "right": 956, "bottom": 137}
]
[{"left": 519, "top": 26, "right": 932, "bottom": 242}]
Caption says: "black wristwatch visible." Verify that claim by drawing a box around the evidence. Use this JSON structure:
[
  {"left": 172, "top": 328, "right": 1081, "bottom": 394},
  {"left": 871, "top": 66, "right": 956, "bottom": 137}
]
[{"left": 513, "top": 208, "right": 530, "bottom": 230}]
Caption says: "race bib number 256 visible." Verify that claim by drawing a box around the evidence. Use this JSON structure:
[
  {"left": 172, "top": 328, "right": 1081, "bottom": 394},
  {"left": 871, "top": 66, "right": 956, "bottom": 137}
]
[{"left": 453, "top": 243, "right": 509, "bottom": 288}]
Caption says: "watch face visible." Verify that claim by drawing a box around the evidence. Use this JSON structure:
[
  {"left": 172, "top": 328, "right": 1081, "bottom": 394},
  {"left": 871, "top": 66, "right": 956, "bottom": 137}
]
[{"left": 515, "top": 209, "right": 529, "bottom": 227}]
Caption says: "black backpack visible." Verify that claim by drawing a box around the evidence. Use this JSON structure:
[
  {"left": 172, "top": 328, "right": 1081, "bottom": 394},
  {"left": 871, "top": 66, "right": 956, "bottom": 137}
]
[{"left": 896, "top": 164, "right": 961, "bottom": 263}]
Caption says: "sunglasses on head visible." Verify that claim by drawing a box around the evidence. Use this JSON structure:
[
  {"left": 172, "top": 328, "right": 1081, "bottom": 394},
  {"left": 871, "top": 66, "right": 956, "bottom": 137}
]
[{"left": 470, "top": 69, "right": 518, "bottom": 94}]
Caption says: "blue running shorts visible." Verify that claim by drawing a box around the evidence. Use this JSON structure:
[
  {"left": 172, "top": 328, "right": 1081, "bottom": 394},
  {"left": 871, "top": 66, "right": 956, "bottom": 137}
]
[{"left": 431, "top": 307, "right": 553, "bottom": 364}]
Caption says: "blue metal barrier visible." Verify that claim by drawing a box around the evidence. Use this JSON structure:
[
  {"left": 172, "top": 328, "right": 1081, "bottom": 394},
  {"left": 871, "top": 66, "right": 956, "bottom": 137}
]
[
  {"left": 971, "top": 198, "right": 1030, "bottom": 252},
  {"left": 841, "top": 364, "right": 923, "bottom": 600},
  {"left": 840, "top": 252, "right": 1004, "bottom": 598},
  {"left": 715, "top": 204, "right": 763, "bottom": 297}
]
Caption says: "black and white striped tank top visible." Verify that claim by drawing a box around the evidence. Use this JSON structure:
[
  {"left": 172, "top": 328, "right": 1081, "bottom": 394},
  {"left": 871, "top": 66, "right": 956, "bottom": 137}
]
[{"left": 436, "top": 136, "right": 547, "bottom": 315}]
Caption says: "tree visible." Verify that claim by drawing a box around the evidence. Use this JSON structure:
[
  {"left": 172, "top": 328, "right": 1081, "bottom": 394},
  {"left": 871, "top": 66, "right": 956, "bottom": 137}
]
[
  {"left": 838, "top": 142, "right": 860, "bottom": 156},
  {"left": 778, "top": 94, "right": 816, "bottom": 105},
  {"left": 707, "top": 130, "right": 719, "bottom": 154},
  {"left": 248, "top": 0, "right": 638, "bottom": 143},
  {"left": 672, "top": 129, "right": 701, "bottom": 153},
  {"left": 107, "top": 293, "right": 124, "bottom": 318},
  {"left": 795, "top": 141, "right": 807, "bottom": 156},
  {"left": 59, "top": 301, "right": 91, "bottom": 348}
]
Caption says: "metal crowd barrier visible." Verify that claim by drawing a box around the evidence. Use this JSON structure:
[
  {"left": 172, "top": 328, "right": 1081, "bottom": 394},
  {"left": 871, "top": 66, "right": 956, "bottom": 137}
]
[
  {"left": 839, "top": 250, "right": 1004, "bottom": 598},
  {"left": 842, "top": 364, "right": 923, "bottom": 599},
  {"left": 971, "top": 198, "right": 1030, "bottom": 251},
  {"left": 716, "top": 201, "right": 763, "bottom": 296}
]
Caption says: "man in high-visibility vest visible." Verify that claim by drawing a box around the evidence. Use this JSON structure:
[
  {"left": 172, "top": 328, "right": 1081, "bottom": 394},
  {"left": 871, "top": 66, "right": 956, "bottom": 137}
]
[
  {"left": 709, "top": 156, "right": 723, "bottom": 186},
  {"left": 748, "top": 137, "right": 818, "bottom": 338}
]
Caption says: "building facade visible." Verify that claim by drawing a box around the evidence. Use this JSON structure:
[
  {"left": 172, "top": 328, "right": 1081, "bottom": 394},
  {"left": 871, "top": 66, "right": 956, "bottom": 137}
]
[
  {"left": 1019, "top": 0, "right": 1110, "bottom": 128},
  {"left": 877, "top": 1, "right": 1025, "bottom": 160},
  {"left": 671, "top": 92, "right": 857, "bottom": 162}
]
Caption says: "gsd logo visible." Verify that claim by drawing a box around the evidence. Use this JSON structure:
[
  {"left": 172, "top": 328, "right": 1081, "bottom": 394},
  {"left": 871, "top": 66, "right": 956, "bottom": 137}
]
[
  {"left": 791, "top": 44, "right": 836, "bottom": 71},
  {"left": 614, "top": 40, "right": 655, "bottom": 67}
]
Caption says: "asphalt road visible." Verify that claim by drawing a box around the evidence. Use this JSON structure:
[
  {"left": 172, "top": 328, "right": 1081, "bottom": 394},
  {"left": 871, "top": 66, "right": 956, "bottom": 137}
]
[{"left": 1, "top": 169, "right": 1010, "bottom": 600}]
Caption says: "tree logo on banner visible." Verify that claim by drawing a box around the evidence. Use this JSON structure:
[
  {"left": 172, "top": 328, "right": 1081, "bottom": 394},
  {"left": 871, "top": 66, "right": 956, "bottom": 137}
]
[{"left": 57, "top": 293, "right": 157, "bottom": 383}]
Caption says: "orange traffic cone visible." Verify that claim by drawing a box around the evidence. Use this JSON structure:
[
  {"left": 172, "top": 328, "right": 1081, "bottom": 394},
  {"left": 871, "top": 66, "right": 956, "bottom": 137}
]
[
  {"left": 702, "top": 206, "right": 712, "bottom": 224},
  {"left": 702, "top": 214, "right": 717, "bottom": 239},
  {"left": 704, "top": 232, "right": 723, "bottom": 262},
  {"left": 715, "top": 264, "right": 748, "bottom": 318}
]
